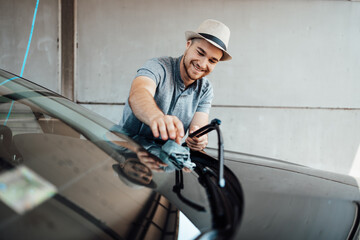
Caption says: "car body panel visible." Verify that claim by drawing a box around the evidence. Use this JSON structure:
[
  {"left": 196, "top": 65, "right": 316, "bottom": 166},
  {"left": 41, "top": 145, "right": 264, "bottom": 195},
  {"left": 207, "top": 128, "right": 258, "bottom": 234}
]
[
  {"left": 1, "top": 69, "right": 360, "bottom": 239},
  {"left": 205, "top": 148, "right": 360, "bottom": 239},
  {"left": 0, "top": 69, "right": 243, "bottom": 239}
]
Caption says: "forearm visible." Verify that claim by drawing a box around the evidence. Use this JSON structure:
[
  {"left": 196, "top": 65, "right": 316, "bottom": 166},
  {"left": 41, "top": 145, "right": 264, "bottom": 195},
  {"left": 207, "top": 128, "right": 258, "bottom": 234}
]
[
  {"left": 128, "top": 87, "right": 164, "bottom": 126},
  {"left": 189, "top": 112, "right": 209, "bottom": 131},
  {"left": 128, "top": 76, "right": 184, "bottom": 142},
  {"left": 186, "top": 112, "right": 209, "bottom": 150}
]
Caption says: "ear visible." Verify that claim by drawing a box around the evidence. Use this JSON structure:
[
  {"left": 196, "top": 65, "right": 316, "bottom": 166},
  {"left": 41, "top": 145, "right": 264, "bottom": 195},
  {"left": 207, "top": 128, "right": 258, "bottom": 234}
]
[{"left": 186, "top": 40, "right": 192, "bottom": 49}]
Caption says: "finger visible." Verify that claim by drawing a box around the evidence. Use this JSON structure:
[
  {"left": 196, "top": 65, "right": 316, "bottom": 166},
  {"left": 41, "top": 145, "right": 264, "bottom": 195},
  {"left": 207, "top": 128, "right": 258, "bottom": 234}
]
[
  {"left": 186, "top": 137, "right": 197, "bottom": 145},
  {"left": 190, "top": 137, "right": 200, "bottom": 143},
  {"left": 175, "top": 136, "right": 182, "bottom": 145},
  {"left": 186, "top": 137, "right": 206, "bottom": 151},
  {"left": 150, "top": 121, "right": 160, "bottom": 138},
  {"left": 190, "top": 145, "right": 202, "bottom": 151},
  {"left": 140, "top": 156, "right": 156, "bottom": 163},
  {"left": 189, "top": 126, "right": 201, "bottom": 141},
  {"left": 185, "top": 137, "right": 193, "bottom": 146},
  {"left": 185, "top": 137, "right": 191, "bottom": 146},
  {"left": 190, "top": 125, "right": 200, "bottom": 134},
  {"left": 186, "top": 141, "right": 199, "bottom": 151},
  {"left": 149, "top": 162, "right": 167, "bottom": 172},
  {"left": 194, "top": 135, "right": 207, "bottom": 144},
  {"left": 157, "top": 119, "right": 168, "bottom": 140},
  {"left": 141, "top": 161, "right": 162, "bottom": 171},
  {"left": 145, "top": 162, "right": 158, "bottom": 168},
  {"left": 173, "top": 117, "right": 185, "bottom": 138},
  {"left": 164, "top": 116, "right": 176, "bottom": 140},
  {"left": 159, "top": 162, "right": 168, "bottom": 167},
  {"left": 137, "top": 151, "right": 149, "bottom": 158}
]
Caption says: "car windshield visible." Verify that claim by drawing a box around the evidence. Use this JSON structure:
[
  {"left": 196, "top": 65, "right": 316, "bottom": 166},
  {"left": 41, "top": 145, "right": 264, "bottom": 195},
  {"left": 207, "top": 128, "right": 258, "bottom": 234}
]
[{"left": 0, "top": 69, "right": 217, "bottom": 239}]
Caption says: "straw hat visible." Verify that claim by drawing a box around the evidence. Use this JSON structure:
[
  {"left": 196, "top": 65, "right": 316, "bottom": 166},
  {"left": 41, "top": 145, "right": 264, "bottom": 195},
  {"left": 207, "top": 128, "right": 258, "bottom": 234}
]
[{"left": 185, "top": 19, "right": 232, "bottom": 61}]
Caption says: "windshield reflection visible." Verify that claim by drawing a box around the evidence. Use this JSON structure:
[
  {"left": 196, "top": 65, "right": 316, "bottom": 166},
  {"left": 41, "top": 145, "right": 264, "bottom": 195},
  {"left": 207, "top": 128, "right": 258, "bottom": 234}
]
[
  {"left": 105, "top": 129, "right": 195, "bottom": 173},
  {"left": 112, "top": 157, "right": 157, "bottom": 189},
  {"left": 1, "top": 70, "right": 244, "bottom": 240}
]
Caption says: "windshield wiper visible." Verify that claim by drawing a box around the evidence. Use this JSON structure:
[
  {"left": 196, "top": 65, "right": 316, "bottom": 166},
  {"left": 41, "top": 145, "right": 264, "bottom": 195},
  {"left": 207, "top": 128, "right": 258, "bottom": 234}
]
[
  {"left": 172, "top": 170, "right": 206, "bottom": 212},
  {"left": 188, "top": 119, "right": 225, "bottom": 188}
]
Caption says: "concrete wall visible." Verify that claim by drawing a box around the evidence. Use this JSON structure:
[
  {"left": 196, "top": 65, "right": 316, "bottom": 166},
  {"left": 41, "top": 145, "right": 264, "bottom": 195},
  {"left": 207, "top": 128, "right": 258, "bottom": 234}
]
[
  {"left": 0, "top": 0, "right": 59, "bottom": 91},
  {"left": 1, "top": 0, "right": 360, "bottom": 176}
]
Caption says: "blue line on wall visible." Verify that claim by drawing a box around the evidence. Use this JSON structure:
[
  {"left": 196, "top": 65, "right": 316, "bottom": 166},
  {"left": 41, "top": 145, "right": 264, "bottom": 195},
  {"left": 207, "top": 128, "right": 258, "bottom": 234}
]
[
  {"left": 0, "top": 77, "right": 19, "bottom": 87},
  {"left": 2, "top": 0, "right": 39, "bottom": 125},
  {"left": 20, "top": 0, "right": 40, "bottom": 77},
  {"left": 4, "top": 101, "right": 15, "bottom": 126}
]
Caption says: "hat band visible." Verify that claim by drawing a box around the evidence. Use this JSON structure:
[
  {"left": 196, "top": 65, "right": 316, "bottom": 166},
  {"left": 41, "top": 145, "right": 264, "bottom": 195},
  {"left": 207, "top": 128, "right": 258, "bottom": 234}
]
[{"left": 199, "top": 33, "right": 227, "bottom": 51}]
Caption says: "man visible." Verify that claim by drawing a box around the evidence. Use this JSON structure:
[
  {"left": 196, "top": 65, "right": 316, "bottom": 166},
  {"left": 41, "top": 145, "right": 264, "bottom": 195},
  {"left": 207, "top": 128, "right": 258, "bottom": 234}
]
[{"left": 119, "top": 19, "right": 232, "bottom": 151}]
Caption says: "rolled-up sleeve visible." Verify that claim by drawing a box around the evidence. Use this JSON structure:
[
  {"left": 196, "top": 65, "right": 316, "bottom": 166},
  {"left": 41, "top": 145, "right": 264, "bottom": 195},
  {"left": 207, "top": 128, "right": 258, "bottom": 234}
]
[{"left": 135, "top": 58, "right": 166, "bottom": 86}]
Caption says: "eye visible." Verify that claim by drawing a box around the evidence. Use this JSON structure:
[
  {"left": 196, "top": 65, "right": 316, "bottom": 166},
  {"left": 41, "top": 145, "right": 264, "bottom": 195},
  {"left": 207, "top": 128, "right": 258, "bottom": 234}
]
[
  {"left": 209, "top": 59, "right": 218, "bottom": 64},
  {"left": 197, "top": 50, "right": 204, "bottom": 56}
]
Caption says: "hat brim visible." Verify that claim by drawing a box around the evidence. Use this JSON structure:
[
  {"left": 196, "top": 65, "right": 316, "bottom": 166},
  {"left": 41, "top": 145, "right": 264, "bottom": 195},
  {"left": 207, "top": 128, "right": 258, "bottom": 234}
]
[{"left": 185, "top": 31, "right": 232, "bottom": 61}]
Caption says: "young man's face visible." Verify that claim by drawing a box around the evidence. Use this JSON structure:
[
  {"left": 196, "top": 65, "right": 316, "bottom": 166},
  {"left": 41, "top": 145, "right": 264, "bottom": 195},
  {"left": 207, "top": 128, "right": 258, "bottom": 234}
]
[{"left": 181, "top": 38, "right": 223, "bottom": 82}]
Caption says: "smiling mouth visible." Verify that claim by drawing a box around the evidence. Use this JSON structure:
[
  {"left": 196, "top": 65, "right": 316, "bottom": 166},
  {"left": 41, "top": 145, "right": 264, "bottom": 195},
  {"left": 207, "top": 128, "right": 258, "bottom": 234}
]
[{"left": 192, "top": 62, "right": 204, "bottom": 73}]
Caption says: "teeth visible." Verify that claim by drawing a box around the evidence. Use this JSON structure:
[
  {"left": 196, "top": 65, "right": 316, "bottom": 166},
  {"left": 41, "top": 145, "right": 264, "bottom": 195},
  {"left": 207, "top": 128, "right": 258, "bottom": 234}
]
[{"left": 193, "top": 63, "right": 202, "bottom": 72}]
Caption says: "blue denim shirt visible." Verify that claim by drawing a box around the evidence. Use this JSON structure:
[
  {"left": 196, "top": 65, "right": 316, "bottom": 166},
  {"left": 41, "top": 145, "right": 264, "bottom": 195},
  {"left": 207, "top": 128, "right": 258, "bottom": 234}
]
[{"left": 118, "top": 56, "right": 213, "bottom": 139}]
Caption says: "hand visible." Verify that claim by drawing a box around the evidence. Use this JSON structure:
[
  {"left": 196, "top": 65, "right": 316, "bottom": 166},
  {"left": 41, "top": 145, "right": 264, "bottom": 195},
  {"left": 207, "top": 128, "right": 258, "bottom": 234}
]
[
  {"left": 150, "top": 115, "right": 184, "bottom": 144},
  {"left": 137, "top": 151, "right": 168, "bottom": 172},
  {"left": 185, "top": 126, "right": 208, "bottom": 151}
]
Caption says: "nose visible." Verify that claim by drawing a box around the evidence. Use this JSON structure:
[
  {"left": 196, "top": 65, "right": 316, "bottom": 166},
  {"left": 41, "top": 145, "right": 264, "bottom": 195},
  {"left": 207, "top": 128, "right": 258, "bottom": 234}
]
[{"left": 198, "top": 57, "right": 207, "bottom": 69}]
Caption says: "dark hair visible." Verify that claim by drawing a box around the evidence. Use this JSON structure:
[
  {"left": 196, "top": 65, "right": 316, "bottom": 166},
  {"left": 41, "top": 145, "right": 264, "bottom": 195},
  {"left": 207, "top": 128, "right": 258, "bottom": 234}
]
[{"left": 189, "top": 38, "right": 201, "bottom": 45}]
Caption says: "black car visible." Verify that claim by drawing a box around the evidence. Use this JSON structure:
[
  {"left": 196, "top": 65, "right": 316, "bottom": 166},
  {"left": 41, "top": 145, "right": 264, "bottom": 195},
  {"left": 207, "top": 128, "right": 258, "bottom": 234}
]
[
  {"left": 0, "top": 69, "right": 243, "bottom": 240},
  {"left": 0, "top": 68, "right": 359, "bottom": 240}
]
